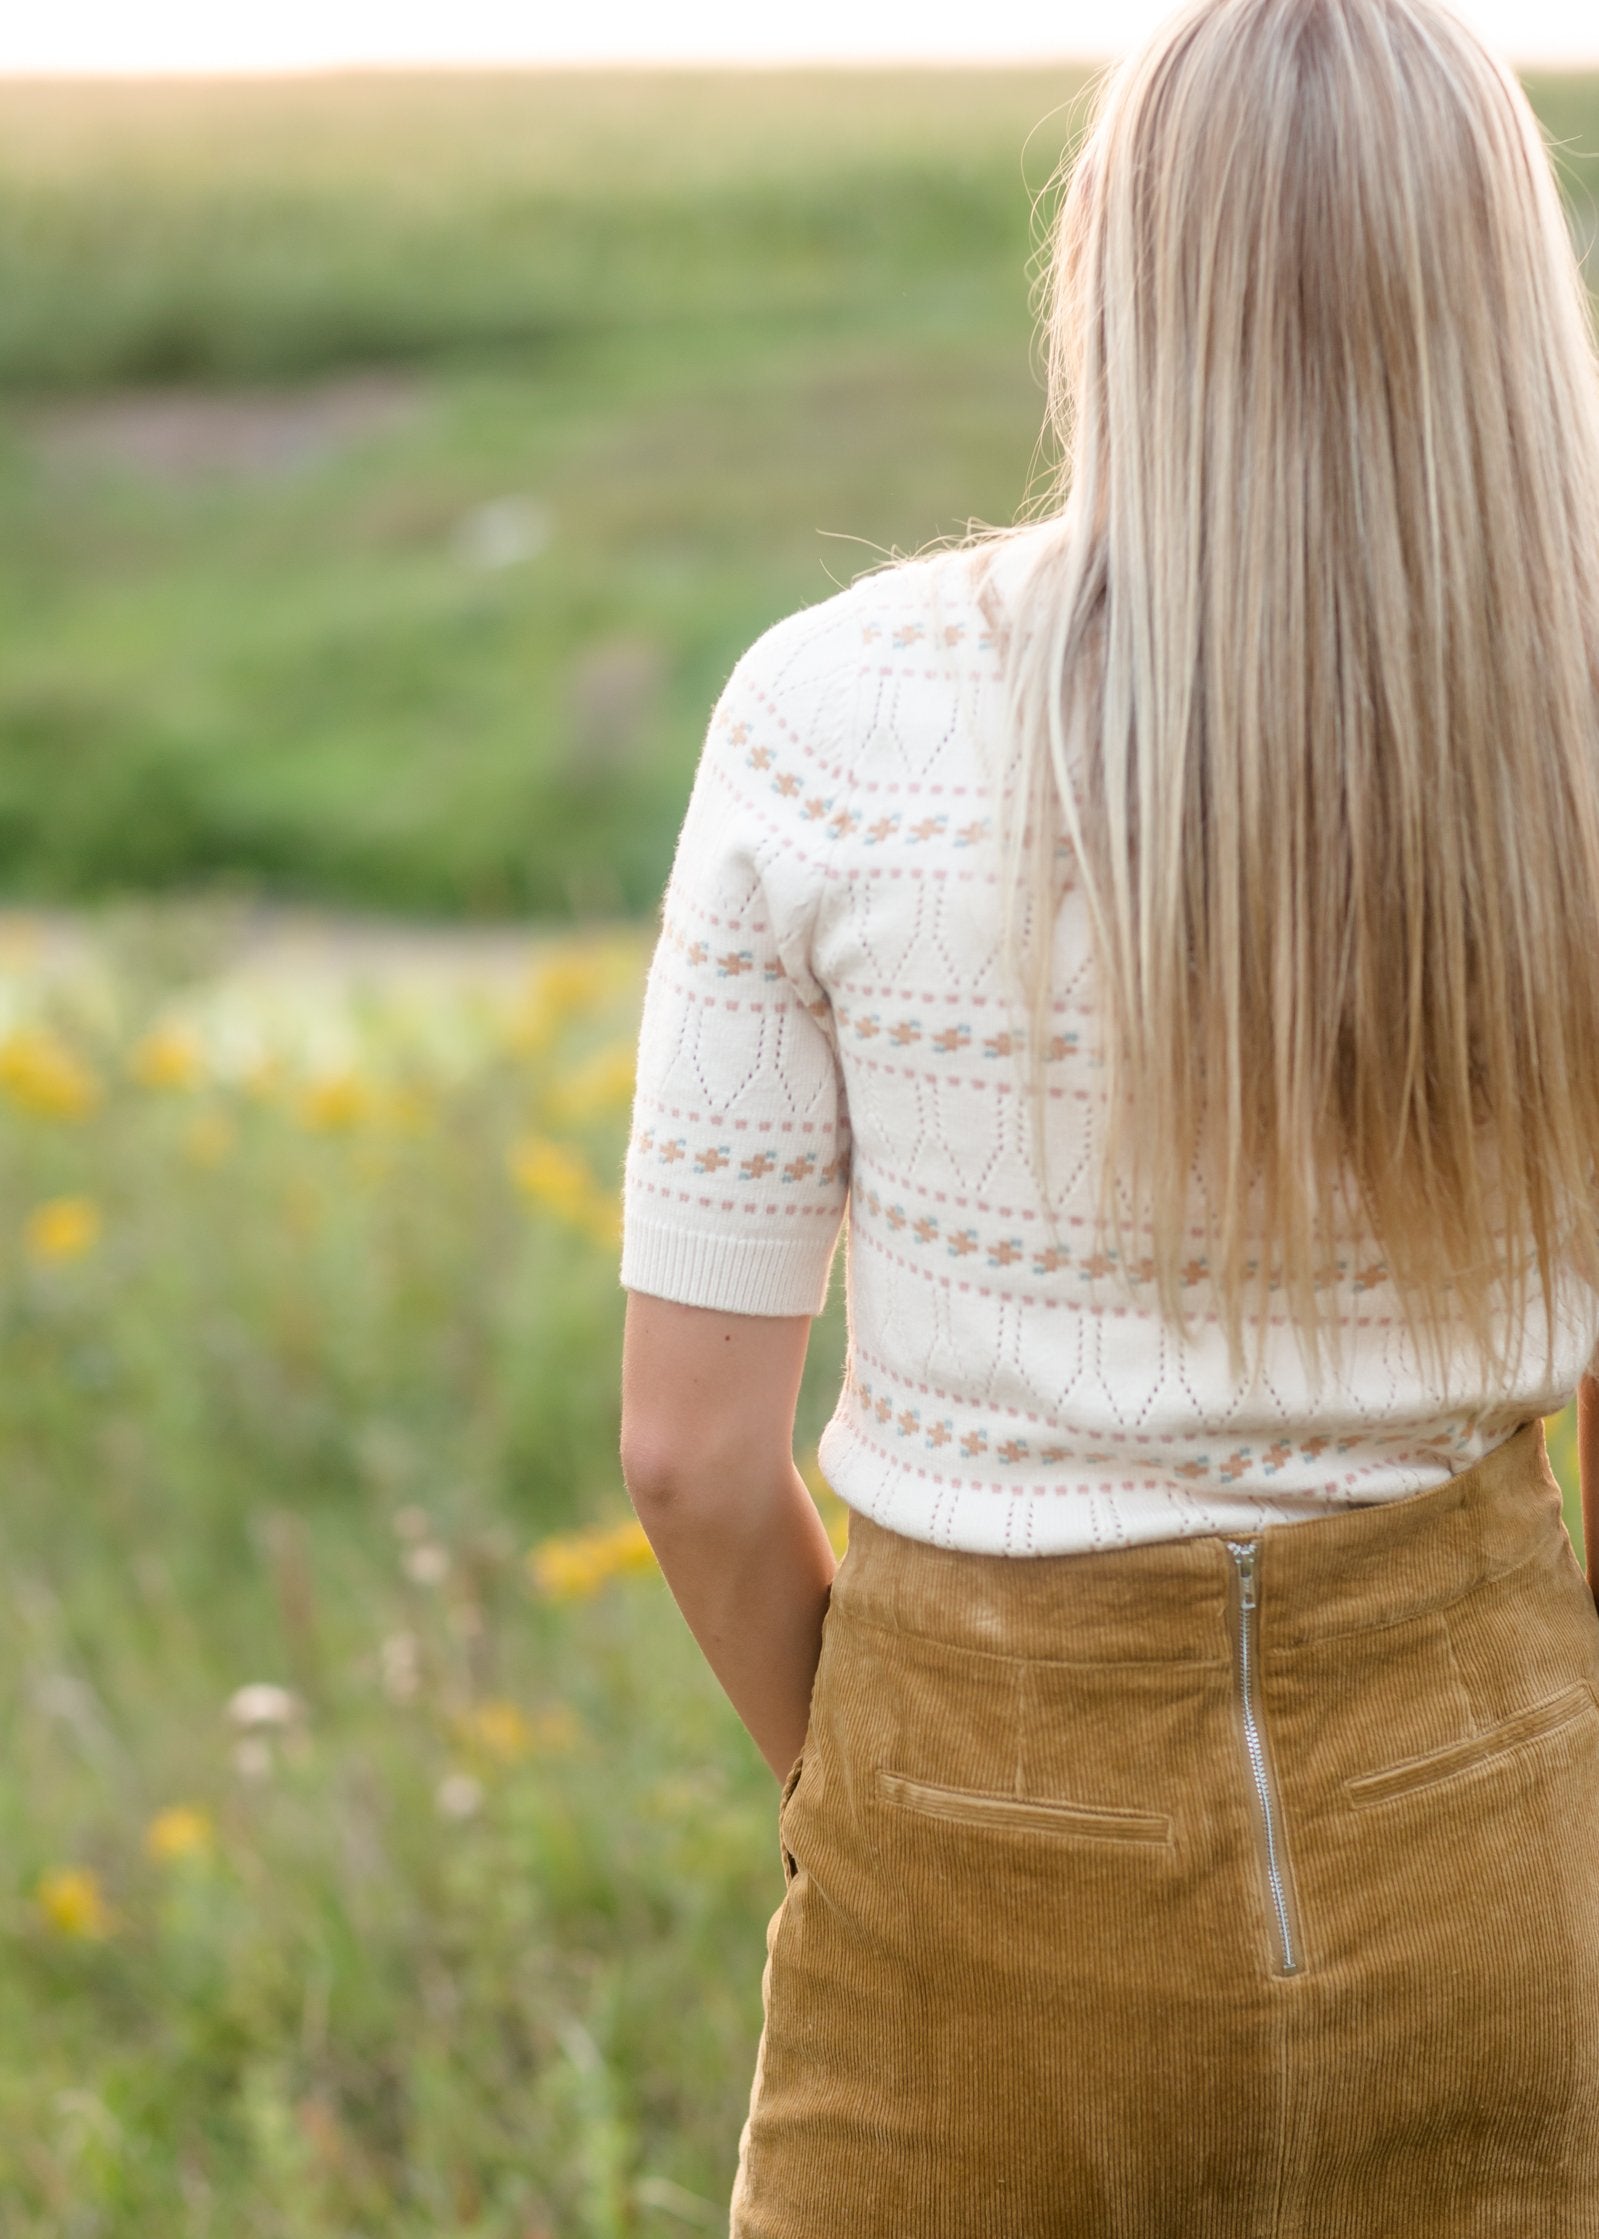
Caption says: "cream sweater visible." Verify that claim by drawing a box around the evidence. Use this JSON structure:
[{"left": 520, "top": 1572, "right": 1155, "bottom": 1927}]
[{"left": 620, "top": 530, "right": 1598, "bottom": 1554}]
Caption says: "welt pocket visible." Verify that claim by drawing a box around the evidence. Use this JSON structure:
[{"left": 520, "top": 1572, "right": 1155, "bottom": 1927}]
[
  {"left": 874, "top": 1765, "right": 1172, "bottom": 1846},
  {"left": 1343, "top": 1680, "right": 1599, "bottom": 1810}
]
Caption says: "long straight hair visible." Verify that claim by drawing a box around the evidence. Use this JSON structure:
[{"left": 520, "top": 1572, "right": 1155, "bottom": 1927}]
[{"left": 956, "top": 0, "right": 1599, "bottom": 1401}]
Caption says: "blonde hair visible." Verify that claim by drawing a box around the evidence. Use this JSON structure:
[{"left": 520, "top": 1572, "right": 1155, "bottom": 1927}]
[{"left": 953, "top": 0, "right": 1599, "bottom": 1401}]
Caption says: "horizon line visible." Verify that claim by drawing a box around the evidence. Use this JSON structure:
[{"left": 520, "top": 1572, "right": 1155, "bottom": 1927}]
[{"left": 5, "top": 48, "right": 1599, "bottom": 81}]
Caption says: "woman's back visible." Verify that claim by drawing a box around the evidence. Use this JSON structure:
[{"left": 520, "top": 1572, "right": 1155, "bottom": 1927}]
[{"left": 622, "top": 522, "right": 1599, "bottom": 1552}]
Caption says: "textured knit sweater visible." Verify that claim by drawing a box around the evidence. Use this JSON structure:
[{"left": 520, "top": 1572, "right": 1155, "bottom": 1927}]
[{"left": 619, "top": 527, "right": 1599, "bottom": 1554}]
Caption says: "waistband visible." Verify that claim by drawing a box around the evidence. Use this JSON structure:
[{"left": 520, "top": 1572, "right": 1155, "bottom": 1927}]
[{"left": 829, "top": 1415, "right": 1566, "bottom": 1661}]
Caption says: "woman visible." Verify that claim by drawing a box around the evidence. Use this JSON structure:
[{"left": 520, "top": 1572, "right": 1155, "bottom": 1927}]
[{"left": 619, "top": 0, "right": 1599, "bottom": 2227}]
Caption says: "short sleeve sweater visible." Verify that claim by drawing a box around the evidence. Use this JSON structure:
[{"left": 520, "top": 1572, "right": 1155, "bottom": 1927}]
[{"left": 620, "top": 528, "right": 1599, "bottom": 1555}]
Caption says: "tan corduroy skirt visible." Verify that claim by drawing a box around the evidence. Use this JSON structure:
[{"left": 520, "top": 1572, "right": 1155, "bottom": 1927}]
[{"left": 729, "top": 1414, "right": 1599, "bottom": 2236}]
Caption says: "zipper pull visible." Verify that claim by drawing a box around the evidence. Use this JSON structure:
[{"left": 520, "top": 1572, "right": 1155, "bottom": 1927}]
[{"left": 1228, "top": 1539, "right": 1259, "bottom": 1610}]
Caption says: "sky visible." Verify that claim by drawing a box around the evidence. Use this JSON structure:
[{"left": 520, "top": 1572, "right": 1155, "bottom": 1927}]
[{"left": 4, "top": 0, "right": 1597, "bottom": 74}]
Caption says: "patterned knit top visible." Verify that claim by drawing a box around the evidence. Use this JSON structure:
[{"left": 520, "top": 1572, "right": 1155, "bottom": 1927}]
[{"left": 619, "top": 526, "right": 1599, "bottom": 1554}]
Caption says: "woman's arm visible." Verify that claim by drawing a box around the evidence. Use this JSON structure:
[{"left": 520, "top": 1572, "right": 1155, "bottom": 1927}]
[{"left": 620, "top": 1292, "right": 836, "bottom": 1783}]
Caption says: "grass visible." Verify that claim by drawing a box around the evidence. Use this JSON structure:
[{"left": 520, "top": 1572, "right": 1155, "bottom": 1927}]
[
  {"left": 0, "top": 904, "right": 854, "bottom": 2233},
  {"left": 1, "top": 67, "right": 1589, "bottom": 917},
  {"left": 0, "top": 68, "right": 1091, "bottom": 918}
]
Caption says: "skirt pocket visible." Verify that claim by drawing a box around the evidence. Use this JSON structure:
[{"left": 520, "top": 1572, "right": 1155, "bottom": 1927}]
[
  {"left": 874, "top": 1764, "right": 1173, "bottom": 1846},
  {"left": 1342, "top": 1677, "right": 1599, "bottom": 1810}
]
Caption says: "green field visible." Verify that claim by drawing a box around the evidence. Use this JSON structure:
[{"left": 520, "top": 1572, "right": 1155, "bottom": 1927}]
[
  {"left": 0, "top": 68, "right": 1097, "bottom": 918},
  {"left": 0, "top": 908, "right": 853, "bottom": 2233},
  {"left": 2, "top": 66, "right": 1586, "bottom": 918},
  {"left": 0, "top": 67, "right": 1596, "bottom": 2235}
]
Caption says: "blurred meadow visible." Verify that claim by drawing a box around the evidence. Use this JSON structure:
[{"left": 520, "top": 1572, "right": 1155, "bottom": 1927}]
[{"left": 0, "top": 61, "right": 1596, "bottom": 2236}]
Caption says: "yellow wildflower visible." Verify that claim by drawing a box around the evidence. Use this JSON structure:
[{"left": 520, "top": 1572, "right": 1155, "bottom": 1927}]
[
  {"left": 509, "top": 1134, "right": 592, "bottom": 1213},
  {"left": 297, "top": 1072, "right": 373, "bottom": 1132},
  {"left": 129, "top": 1024, "right": 204, "bottom": 1092},
  {"left": 527, "top": 1518, "right": 659, "bottom": 1601},
  {"left": 454, "top": 1700, "right": 535, "bottom": 1764},
  {"left": 0, "top": 1027, "right": 101, "bottom": 1121},
  {"left": 183, "top": 1110, "right": 235, "bottom": 1168},
  {"left": 506, "top": 949, "right": 611, "bottom": 1059},
  {"left": 145, "top": 1804, "right": 215, "bottom": 1864},
  {"left": 509, "top": 1135, "right": 620, "bottom": 1247},
  {"left": 24, "top": 1195, "right": 101, "bottom": 1264},
  {"left": 37, "top": 1866, "right": 114, "bottom": 1939},
  {"left": 545, "top": 1042, "right": 637, "bottom": 1124}
]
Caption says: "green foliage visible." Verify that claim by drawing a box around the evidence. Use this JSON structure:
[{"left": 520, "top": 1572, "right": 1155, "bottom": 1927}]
[
  {"left": 0, "top": 911, "right": 849, "bottom": 2231},
  {"left": 0, "top": 69, "right": 1100, "bottom": 917}
]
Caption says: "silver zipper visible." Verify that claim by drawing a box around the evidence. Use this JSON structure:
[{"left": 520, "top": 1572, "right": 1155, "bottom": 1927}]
[{"left": 1223, "top": 1538, "right": 1300, "bottom": 1975}]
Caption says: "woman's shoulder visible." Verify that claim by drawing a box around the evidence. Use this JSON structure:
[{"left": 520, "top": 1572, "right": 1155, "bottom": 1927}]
[{"left": 727, "top": 523, "right": 1058, "bottom": 704}]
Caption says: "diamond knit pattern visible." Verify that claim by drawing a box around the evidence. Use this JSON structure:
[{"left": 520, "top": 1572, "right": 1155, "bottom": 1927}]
[{"left": 621, "top": 534, "right": 1599, "bottom": 1553}]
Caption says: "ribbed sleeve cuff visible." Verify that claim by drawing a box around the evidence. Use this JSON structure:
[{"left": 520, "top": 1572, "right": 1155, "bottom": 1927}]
[{"left": 620, "top": 1214, "right": 841, "bottom": 1317}]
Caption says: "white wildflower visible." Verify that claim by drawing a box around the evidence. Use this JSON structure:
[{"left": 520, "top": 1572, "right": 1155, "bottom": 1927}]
[
  {"left": 436, "top": 1771, "right": 483, "bottom": 1821},
  {"left": 403, "top": 1542, "right": 449, "bottom": 1587},
  {"left": 227, "top": 1683, "right": 302, "bottom": 1729},
  {"left": 454, "top": 495, "right": 551, "bottom": 572}
]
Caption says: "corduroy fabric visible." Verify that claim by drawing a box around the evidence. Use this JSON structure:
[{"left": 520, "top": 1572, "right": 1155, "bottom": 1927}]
[{"left": 730, "top": 1413, "right": 1599, "bottom": 2236}]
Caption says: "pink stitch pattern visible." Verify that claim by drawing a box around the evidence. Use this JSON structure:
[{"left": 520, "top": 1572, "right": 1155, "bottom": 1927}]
[{"left": 620, "top": 531, "right": 1599, "bottom": 1557}]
